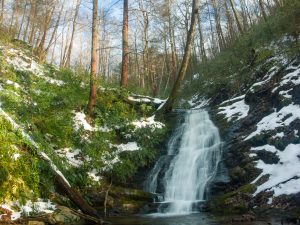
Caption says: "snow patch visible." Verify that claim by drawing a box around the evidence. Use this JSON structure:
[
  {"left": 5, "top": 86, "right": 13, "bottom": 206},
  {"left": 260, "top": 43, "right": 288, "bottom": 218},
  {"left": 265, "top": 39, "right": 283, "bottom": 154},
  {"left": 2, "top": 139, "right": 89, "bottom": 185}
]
[
  {"left": 218, "top": 96, "right": 249, "bottom": 122},
  {"left": 6, "top": 80, "right": 21, "bottom": 89},
  {"left": 131, "top": 115, "right": 164, "bottom": 130},
  {"left": 110, "top": 142, "right": 140, "bottom": 152},
  {"left": 73, "top": 111, "right": 112, "bottom": 132},
  {"left": 0, "top": 199, "right": 56, "bottom": 220},
  {"left": 73, "top": 111, "right": 94, "bottom": 131},
  {"left": 251, "top": 144, "right": 300, "bottom": 198},
  {"left": 87, "top": 169, "right": 102, "bottom": 182},
  {"left": 55, "top": 148, "right": 83, "bottom": 167}
]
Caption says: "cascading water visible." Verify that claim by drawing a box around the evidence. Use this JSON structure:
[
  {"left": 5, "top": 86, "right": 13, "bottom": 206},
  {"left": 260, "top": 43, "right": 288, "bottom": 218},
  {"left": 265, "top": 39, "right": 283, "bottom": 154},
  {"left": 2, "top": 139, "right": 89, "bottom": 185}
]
[{"left": 144, "top": 109, "right": 222, "bottom": 214}]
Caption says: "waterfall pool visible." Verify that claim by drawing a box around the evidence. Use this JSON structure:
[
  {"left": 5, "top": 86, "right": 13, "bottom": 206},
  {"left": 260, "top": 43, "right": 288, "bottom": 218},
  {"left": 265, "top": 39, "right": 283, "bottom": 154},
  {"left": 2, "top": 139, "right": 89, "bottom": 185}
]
[{"left": 107, "top": 213, "right": 282, "bottom": 225}]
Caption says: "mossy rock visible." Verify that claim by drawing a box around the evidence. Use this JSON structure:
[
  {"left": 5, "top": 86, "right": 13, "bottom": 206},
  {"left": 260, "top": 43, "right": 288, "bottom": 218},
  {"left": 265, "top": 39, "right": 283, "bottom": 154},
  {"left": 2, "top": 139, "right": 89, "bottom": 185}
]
[{"left": 210, "top": 184, "right": 256, "bottom": 215}]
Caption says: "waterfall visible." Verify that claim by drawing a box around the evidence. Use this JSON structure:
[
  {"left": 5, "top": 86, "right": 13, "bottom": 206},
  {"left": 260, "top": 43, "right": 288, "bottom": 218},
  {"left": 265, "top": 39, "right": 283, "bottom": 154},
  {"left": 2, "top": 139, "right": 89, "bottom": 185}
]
[{"left": 145, "top": 110, "right": 222, "bottom": 214}]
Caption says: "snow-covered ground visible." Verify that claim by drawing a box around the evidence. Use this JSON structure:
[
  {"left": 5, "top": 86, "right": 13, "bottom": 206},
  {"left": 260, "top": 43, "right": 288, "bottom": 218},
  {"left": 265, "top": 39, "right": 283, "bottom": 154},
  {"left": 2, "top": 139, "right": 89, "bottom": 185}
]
[{"left": 1, "top": 45, "right": 64, "bottom": 86}]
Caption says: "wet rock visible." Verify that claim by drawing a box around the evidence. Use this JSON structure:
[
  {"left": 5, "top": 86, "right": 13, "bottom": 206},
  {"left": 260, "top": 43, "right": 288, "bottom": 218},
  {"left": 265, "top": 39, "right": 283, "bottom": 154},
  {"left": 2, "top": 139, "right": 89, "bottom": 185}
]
[
  {"left": 231, "top": 213, "right": 256, "bottom": 222},
  {"left": 256, "top": 150, "right": 280, "bottom": 164},
  {"left": 27, "top": 222, "right": 45, "bottom": 225},
  {"left": 46, "top": 206, "right": 81, "bottom": 225}
]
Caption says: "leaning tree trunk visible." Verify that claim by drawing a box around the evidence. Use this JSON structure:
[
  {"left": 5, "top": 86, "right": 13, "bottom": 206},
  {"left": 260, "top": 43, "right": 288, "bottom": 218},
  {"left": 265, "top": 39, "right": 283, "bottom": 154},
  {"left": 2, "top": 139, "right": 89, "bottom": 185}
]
[
  {"left": 87, "top": 0, "right": 98, "bottom": 116},
  {"left": 156, "top": 0, "right": 200, "bottom": 118}
]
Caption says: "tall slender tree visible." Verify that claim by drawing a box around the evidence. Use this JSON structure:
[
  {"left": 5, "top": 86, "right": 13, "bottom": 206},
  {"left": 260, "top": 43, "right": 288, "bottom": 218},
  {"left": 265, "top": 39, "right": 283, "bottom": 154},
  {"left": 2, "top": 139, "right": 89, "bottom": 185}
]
[
  {"left": 156, "top": 0, "right": 200, "bottom": 117},
  {"left": 121, "top": 0, "right": 129, "bottom": 87},
  {"left": 87, "top": 0, "right": 98, "bottom": 116},
  {"left": 0, "top": 0, "right": 5, "bottom": 23},
  {"left": 229, "top": 0, "right": 244, "bottom": 34}
]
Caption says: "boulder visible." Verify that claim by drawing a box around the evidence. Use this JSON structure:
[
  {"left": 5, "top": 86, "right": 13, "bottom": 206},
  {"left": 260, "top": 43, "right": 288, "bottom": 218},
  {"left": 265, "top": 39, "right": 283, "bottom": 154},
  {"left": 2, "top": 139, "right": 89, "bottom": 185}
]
[{"left": 46, "top": 206, "right": 81, "bottom": 225}]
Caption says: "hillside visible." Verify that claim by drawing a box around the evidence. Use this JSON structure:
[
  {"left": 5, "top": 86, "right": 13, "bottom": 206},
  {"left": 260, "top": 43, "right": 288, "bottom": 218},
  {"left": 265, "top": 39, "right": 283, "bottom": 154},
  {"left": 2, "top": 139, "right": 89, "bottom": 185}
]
[
  {"left": 186, "top": 27, "right": 300, "bottom": 219},
  {"left": 0, "top": 40, "right": 167, "bottom": 223}
]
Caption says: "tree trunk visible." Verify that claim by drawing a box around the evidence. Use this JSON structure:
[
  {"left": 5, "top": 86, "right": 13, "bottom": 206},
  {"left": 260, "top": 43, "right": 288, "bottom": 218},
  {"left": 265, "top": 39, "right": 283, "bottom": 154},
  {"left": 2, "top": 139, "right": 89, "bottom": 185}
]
[
  {"left": 224, "top": 0, "right": 235, "bottom": 43},
  {"left": 0, "top": 0, "right": 4, "bottom": 23},
  {"left": 156, "top": 0, "right": 200, "bottom": 118},
  {"left": 64, "top": 0, "right": 81, "bottom": 68},
  {"left": 211, "top": 0, "right": 226, "bottom": 50},
  {"left": 37, "top": 6, "right": 55, "bottom": 61},
  {"left": 45, "top": 0, "right": 65, "bottom": 54},
  {"left": 168, "top": 0, "right": 177, "bottom": 84},
  {"left": 258, "top": 0, "right": 267, "bottom": 22},
  {"left": 17, "top": 3, "right": 27, "bottom": 40},
  {"left": 87, "top": 0, "right": 98, "bottom": 116},
  {"left": 229, "top": 0, "right": 244, "bottom": 34},
  {"left": 198, "top": 13, "right": 207, "bottom": 61},
  {"left": 120, "top": 0, "right": 129, "bottom": 87},
  {"left": 28, "top": 1, "right": 37, "bottom": 45}
]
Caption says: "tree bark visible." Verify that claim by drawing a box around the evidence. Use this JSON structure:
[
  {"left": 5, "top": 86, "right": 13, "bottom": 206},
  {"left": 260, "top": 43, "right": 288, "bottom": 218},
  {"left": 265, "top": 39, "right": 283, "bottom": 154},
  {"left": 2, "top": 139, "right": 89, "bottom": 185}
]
[
  {"left": 0, "top": 0, "right": 4, "bottom": 23},
  {"left": 64, "top": 0, "right": 81, "bottom": 67},
  {"left": 37, "top": 5, "right": 56, "bottom": 61},
  {"left": 258, "top": 0, "right": 267, "bottom": 22},
  {"left": 28, "top": 1, "right": 37, "bottom": 45},
  {"left": 229, "top": 0, "right": 244, "bottom": 34},
  {"left": 168, "top": 0, "right": 177, "bottom": 84},
  {"left": 120, "top": 0, "right": 129, "bottom": 87},
  {"left": 17, "top": 2, "right": 27, "bottom": 40},
  {"left": 211, "top": 0, "right": 226, "bottom": 50},
  {"left": 156, "top": 0, "right": 200, "bottom": 118},
  {"left": 45, "top": 0, "right": 65, "bottom": 54},
  {"left": 87, "top": 0, "right": 98, "bottom": 116}
]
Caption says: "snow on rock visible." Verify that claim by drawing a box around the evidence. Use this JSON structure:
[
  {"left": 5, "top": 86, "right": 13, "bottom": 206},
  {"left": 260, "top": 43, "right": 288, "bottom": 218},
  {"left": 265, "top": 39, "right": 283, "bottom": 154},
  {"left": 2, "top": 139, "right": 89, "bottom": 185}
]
[
  {"left": 128, "top": 94, "right": 166, "bottom": 105},
  {"left": 272, "top": 63, "right": 300, "bottom": 94},
  {"left": 128, "top": 96, "right": 151, "bottom": 103},
  {"left": 131, "top": 115, "right": 164, "bottom": 130},
  {"left": 55, "top": 148, "right": 84, "bottom": 167},
  {"left": 279, "top": 64, "right": 300, "bottom": 87},
  {"left": 245, "top": 104, "right": 300, "bottom": 140},
  {"left": 188, "top": 95, "right": 210, "bottom": 109},
  {"left": 249, "top": 55, "right": 288, "bottom": 92},
  {"left": 110, "top": 142, "right": 140, "bottom": 152},
  {"left": 218, "top": 95, "right": 250, "bottom": 122},
  {"left": 0, "top": 199, "right": 56, "bottom": 220},
  {"left": 251, "top": 144, "right": 300, "bottom": 199}
]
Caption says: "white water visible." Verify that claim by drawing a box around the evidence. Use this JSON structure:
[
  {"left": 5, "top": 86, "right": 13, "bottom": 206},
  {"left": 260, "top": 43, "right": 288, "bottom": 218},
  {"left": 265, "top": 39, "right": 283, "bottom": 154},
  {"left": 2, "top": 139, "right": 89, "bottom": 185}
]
[{"left": 145, "top": 110, "right": 222, "bottom": 214}]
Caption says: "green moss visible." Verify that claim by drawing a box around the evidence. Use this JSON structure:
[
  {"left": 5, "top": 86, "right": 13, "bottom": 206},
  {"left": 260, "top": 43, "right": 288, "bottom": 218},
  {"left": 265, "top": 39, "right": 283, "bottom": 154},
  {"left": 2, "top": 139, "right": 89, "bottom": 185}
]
[
  {"left": 238, "top": 184, "right": 256, "bottom": 194},
  {"left": 0, "top": 116, "right": 39, "bottom": 204}
]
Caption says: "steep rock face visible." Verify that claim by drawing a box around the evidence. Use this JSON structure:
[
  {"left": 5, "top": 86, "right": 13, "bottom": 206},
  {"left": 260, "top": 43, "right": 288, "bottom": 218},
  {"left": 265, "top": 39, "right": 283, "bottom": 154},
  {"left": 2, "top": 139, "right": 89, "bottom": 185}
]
[{"left": 208, "top": 52, "right": 300, "bottom": 214}]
